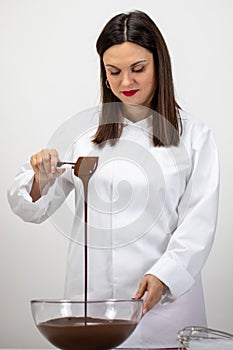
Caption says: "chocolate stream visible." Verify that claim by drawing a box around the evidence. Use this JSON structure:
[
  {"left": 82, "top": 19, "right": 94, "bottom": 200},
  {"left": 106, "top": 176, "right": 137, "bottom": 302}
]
[{"left": 73, "top": 157, "right": 99, "bottom": 321}]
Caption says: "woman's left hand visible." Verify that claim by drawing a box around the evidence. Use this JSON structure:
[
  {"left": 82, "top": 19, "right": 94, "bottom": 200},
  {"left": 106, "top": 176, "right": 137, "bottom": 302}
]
[{"left": 133, "top": 274, "right": 164, "bottom": 315}]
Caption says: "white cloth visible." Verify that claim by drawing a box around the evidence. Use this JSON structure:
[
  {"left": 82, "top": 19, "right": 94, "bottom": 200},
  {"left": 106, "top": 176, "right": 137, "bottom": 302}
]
[{"left": 8, "top": 110, "right": 219, "bottom": 348}]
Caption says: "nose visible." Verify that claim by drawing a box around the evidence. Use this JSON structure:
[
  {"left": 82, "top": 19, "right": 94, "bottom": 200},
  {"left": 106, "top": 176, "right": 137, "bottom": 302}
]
[{"left": 121, "top": 71, "right": 135, "bottom": 88}]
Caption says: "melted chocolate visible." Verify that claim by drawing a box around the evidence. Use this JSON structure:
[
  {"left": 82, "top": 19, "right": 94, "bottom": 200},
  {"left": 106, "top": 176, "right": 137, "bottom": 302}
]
[{"left": 38, "top": 316, "right": 137, "bottom": 350}]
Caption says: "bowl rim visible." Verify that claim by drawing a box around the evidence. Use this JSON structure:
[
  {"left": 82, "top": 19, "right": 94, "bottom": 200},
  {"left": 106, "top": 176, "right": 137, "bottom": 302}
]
[{"left": 30, "top": 298, "right": 143, "bottom": 304}]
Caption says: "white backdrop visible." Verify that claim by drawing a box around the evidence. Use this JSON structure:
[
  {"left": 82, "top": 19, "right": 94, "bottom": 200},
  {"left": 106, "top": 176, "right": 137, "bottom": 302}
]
[{"left": 1, "top": 0, "right": 233, "bottom": 347}]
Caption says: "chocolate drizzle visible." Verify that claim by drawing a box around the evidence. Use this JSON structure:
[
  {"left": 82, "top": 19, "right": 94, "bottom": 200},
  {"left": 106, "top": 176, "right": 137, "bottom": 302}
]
[{"left": 73, "top": 157, "right": 99, "bottom": 320}]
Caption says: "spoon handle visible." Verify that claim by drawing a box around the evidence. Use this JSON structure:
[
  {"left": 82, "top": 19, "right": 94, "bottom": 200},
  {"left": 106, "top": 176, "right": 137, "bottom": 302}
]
[{"left": 57, "top": 161, "right": 75, "bottom": 168}]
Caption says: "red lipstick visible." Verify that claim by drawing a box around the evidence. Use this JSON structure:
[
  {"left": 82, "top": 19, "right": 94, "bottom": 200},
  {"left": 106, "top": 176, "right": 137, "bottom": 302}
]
[{"left": 122, "top": 89, "right": 139, "bottom": 96}]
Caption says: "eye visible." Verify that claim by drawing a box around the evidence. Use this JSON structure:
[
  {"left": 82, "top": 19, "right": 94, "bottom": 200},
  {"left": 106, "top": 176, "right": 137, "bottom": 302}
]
[
  {"left": 132, "top": 66, "right": 145, "bottom": 73},
  {"left": 110, "top": 71, "right": 120, "bottom": 76}
]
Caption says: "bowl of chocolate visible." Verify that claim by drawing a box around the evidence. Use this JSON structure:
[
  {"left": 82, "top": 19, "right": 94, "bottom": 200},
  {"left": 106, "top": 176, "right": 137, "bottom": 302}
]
[{"left": 31, "top": 299, "right": 143, "bottom": 350}]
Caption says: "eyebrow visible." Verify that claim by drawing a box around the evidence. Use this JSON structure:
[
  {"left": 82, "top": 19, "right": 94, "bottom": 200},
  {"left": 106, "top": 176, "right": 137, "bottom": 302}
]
[{"left": 105, "top": 59, "right": 148, "bottom": 69}]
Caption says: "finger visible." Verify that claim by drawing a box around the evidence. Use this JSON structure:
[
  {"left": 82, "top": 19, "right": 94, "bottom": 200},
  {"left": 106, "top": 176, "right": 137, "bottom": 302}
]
[
  {"left": 58, "top": 167, "right": 66, "bottom": 175},
  {"left": 36, "top": 151, "right": 47, "bottom": 176},
  {"left": 30, "top": 154, "right": 39, "bottom": 173},
  {"left": 37, "top": 152, "right": 51, "bottom": 184},
  {"left": 42, "top": 150, "right": 52, "bottom": 176},
  {"left": 143, "top": 282, "right": 163, "bottom": 314},
  {"left": 143, "top": 288, "right": 156, "bottom": 312},
  {"left": 133, "top": 278, "right": 147, "bottom": 299},
  {"left": 49, "top": 149, "right": 60, "bottom": 174}
]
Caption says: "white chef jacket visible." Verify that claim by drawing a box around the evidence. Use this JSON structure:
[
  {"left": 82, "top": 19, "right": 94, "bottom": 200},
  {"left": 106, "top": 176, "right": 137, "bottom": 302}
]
[{"left": 8, "top": 109, "right": 219, "bottom": 348}]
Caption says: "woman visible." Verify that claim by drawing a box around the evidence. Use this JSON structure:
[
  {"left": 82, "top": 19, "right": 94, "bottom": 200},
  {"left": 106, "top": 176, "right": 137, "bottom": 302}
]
[{"left": 8, "top": 10, "right": 219, "bottom": 348}]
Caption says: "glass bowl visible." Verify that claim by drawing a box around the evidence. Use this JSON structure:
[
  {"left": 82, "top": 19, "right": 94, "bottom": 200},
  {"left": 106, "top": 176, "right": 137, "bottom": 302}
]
[
  {"left": 178, "top": 326, "right": 233, "bottom": 349},
  {"left": 31, "top": 299, "right": 143, "bottom": 350}
]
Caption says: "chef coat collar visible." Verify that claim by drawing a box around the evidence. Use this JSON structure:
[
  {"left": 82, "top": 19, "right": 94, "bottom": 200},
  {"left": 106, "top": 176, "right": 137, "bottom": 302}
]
[{"left": 123, "top": 114, "right": 153, "bottom": 130}]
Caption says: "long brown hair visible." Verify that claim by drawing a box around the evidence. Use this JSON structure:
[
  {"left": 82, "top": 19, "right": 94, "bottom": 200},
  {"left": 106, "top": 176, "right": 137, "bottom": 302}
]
[{"left": 92, "top": 10, "right": 181, "bottom": 147}]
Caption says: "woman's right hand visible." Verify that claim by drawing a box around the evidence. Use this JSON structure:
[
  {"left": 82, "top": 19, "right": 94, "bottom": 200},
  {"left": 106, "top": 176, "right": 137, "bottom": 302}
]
[{"left": 30, "top": 148, "right": 65, "bottom": 201}]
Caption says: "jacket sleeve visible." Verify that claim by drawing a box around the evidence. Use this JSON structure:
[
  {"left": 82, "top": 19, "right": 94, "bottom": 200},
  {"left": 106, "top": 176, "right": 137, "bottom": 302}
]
[
  {"left": 7, "top": 161, "right": 74, "bottom": 224},
  {"left": 145, "top": 126, "right": 220, "bottom": 299}
]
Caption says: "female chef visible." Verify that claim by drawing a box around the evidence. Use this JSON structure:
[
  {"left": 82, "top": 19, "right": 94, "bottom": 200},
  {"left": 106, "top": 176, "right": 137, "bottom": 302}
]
[{"left": 8, "top": 10, "right": 219, "bottom": 348}]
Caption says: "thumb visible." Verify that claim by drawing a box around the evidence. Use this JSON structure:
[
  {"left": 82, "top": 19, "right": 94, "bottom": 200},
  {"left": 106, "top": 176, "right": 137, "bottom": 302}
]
[{"left": 57, "top": 168, "right": 66, "bottom": 176}]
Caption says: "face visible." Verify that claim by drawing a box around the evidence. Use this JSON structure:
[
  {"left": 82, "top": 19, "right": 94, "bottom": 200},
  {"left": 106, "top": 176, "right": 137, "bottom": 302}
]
[{"left": 103, "top": 42, "right": 156, "bottom": 108}]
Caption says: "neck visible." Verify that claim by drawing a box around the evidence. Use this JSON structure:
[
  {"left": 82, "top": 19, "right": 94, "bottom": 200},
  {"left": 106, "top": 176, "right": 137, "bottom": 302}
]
[{"left": 122, "top": 103, "right": 151, "bottom": 123}]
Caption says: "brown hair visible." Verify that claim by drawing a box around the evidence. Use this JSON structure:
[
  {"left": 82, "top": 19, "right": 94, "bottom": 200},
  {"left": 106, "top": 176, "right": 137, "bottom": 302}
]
[{"left": 92, "top": 10, "right": 181, "bottom": 147}]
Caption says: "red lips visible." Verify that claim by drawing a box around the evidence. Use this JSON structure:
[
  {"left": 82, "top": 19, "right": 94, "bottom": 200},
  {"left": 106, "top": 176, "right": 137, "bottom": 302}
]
[{"left": 122, "top": 90, "right": 139, "bottom": 96}]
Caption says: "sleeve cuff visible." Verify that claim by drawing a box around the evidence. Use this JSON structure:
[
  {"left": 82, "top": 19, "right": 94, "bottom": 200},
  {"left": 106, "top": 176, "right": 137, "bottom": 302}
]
[
  {"left": 145, "top": 254, "right": 195, "bottom": 298},
  {"left": 8, "top": 170, "right": 58, "bottom": 223}
]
